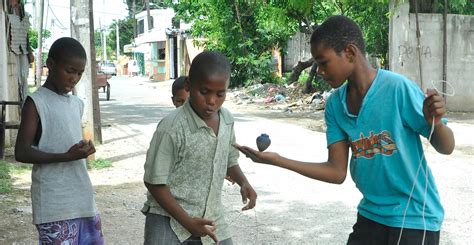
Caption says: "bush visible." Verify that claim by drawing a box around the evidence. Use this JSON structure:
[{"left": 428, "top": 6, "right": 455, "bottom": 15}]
[{"left": 0, "top": 161, "right": 12, "bottom": 194}]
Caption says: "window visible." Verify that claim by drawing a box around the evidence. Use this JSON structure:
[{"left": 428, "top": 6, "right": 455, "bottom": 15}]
[{"left": 137, "top": 19, "right": 144, "bottom": 35}]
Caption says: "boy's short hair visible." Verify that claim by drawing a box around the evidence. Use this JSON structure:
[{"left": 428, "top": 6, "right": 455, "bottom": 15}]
[
  {"left": 172, "top": 76, "right": 188, "bottom": 96},
  {"left": 48, "top": 37, "right": 87, "bottom": 63},
  {"left": 188, "top": 51, "right": 231, "bottom": 85},
  {"left": 310, "top": 15, "right": 366, "bottom": 54}
]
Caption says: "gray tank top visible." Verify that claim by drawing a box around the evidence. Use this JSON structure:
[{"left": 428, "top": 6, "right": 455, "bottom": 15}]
[{"left": 29, "top": 87, "right": 97, "bottom": 224}]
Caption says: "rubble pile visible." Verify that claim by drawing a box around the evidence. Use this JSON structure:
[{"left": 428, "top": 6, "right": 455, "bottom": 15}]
[{"left": 229, "top": 82, "right": 333, "bottom": 114}]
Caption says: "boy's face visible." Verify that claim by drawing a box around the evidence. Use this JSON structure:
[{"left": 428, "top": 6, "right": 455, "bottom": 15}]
[
  {"left": 47, "top": 56, "right": 86, "bottom": 94},
  {"left": 187, "top": 74, "right": 228, "bottom": 120},
  {"left": 172, "top": 89, "right": 189, "bottom": 108},
  {"left": 311, "top": 43, "right": 353, "bottom": 89}
]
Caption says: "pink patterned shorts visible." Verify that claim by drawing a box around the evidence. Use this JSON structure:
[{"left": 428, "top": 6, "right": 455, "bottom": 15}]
[{"left": 36, "top": 213, "right": 104, "bottom": 245}]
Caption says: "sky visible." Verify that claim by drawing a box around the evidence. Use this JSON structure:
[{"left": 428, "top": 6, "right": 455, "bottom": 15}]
[{"left": 25, "top": 0, "right": 129, "bottom": 49}]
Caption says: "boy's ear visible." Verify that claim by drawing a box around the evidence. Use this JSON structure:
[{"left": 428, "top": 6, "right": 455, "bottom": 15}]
[
  {"left": 46, "top": 57, "right": 55, "bottom": 70},
  {"left": 344, "top": 44, "right": 358, "bottom": 62}
]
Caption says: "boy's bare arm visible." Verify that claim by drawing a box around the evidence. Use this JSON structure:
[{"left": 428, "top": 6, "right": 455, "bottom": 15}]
[
  {"left": 234, "top": 140, "right": 349, "bottom": 184},
  {"left": 423, "top": 89, "right": 455, "bottom": 154},
  {"left": 15, "top": 98, "right": 95, "bottom": 164},
  {"left": 430, "top": 123, "right": 455, "bottom": 154},
  {"left": 227, "top": 165, "right": 257, "bottom": 210},
  {"left": 144, "top": 182, "right": 218, "bottom": 242}
]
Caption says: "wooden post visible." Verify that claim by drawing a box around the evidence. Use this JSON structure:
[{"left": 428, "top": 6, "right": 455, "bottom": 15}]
[{"left": 70, "top": 0, "right": 96, "bottom": 159}]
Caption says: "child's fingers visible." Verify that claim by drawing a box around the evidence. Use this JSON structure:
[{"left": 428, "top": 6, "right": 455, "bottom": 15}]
[
  {"left": 241, "top": 187, "right": 257, "bottom": 211},
  {"left": 205, "top": 228, "right": 218, "bottom": 243},
  {"left": 425, "top": 88, "right": 438, "bottom": 98}
]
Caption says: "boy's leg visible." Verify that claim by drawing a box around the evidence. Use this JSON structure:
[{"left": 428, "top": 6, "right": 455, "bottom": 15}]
[
  {"left": 388, "top": 227, "right": 440, "bottom": 245},
  {"left": 36, "top": 214, "right": 104, "bottom": 245},
  {"left": 217, "top": 238, "right": 233, "bottom": 245},
  {"left": 144, "top": 213, "right": 192, "bottom": 245},
  {"left": 78, "top": 213, "right": 104, "bottom": 245},
  {"left": 347, "top": 213, "right": 389, "bottom": 245},
  {"left": 37, "top": 219, "right": 80, "bottom": 244}
]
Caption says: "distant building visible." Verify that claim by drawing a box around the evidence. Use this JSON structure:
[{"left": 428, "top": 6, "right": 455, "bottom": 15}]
[{"left": 125, "top": 7, "right": 203, "bottom": 81}]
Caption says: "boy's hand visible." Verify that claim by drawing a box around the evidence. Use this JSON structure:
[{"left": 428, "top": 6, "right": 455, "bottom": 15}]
[
  {"left": 66, "top": 140, "right": 96, "bottom": 161},
  {"left": 184, "top": 217, "right": 218, "bottom": 243},
  {"left": 240, "top": 182, "right": 257, "bottom": 211},
  {"left": 233, "top": 144, "right": 279, "bottom": 165},
  {"left": 423, "top": 89, "right": 446, "bottom": 125}
]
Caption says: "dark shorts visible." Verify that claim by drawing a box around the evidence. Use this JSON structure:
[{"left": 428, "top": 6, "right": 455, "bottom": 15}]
[
  {"left": 347, "top": 213, "right": 440, "bottom": 245},
  {"left": 36, "top": 213, "right": 104, "bottom": 245}
]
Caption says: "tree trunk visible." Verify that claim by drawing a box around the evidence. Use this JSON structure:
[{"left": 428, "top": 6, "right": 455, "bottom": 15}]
[
  {"left": 287, "top": 58, "right": 313, "bottom": 85},
  {"left": 409, "top": 0, "right": 435, "bottom": 13},
  {"left": 304, "top": 61, "right": 318, "bottom": 94}
]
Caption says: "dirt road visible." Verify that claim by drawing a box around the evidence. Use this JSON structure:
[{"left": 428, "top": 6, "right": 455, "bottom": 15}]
[{"left": 1, "top": 76, "right": 472, "bottom": 244}]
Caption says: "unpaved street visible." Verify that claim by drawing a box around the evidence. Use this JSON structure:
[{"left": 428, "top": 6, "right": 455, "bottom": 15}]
[{"left": 1, "top": 76, "right": 473, "bottom": 244}]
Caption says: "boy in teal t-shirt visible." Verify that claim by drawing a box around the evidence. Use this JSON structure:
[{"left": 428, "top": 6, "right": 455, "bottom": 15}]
[{"left": 235, "top": 15, "right": 455, "bottom": 244}]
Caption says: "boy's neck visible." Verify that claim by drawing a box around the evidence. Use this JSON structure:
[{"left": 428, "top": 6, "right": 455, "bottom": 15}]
[{"left": 347, "top": 60, "right": 377, "bottom": 97}]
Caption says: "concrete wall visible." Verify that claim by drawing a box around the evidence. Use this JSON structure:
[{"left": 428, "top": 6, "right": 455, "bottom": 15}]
[
  {"left": 283, "top": 32, "right": 312, "bottom": 72},
  {"left": 389, "top": 3, "right": 474, "bottom": 111}
]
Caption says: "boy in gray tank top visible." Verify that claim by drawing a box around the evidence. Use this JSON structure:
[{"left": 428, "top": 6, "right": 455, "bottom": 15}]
[{"left": 15, "top": 37, "right": 104, "bottom": 244}]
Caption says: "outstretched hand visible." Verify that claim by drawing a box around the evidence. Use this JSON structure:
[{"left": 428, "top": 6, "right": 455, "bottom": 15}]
[
  {"left": 233, "top": 144, "right": 279, "bottom": 165},
  {"left": 184, "top": 217, "right": 218, "bottom": 243},
  {"left": 423, "top": 88, "right": 446, "bottom": 125},
  {"left": 66, "top": 140, "right": 96, "bottom": 161}
]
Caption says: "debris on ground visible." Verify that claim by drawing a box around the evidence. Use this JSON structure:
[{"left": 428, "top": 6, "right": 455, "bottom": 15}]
[{"left": 229, "top": 83, "right": 333, "bottom": 114}]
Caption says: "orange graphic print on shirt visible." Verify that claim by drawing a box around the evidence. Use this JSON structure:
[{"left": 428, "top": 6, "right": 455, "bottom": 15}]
[{"left": 350, "top": 131, "right": 397, "bottom": 159}]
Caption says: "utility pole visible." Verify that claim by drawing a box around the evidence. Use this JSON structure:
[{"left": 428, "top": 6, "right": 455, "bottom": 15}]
[
  {"left": 70, "top": 0, "right": 97, "bottom": 154},
  {"left": 145, "top": 0, "right": 151, "bottom": 30},
  {"left": 132, "top": 0, "right": 136, "bottom": 38},
  {"left": 116, "top": 20, "right": 120, "bottom": 60},
  {"left": 34, "top": 0, "right": 44, "bottom": 88},
  {"left": 103, "top": 28, "right": 107, "bottom": 61}
]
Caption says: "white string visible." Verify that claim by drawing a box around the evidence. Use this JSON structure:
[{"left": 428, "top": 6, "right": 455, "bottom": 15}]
[{"left": 397, "top": 80, "right": 455, "bottom": 245}]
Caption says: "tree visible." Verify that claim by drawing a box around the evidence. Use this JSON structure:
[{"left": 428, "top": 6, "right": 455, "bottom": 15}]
[
  {"left": 28, "top": 28, "right": 51, "bottom": 49},
  {"left": 173, "top": 0, "right": 298, "bottom": 87},
  {"left": 409, "top": 0, "right": 474, "bottom": 14},
  {"left": 281, "top": 0, "right": 390, "bottom": 92},
  {"left": 106, "top": 17, "right": 135, "bottom": 58}
]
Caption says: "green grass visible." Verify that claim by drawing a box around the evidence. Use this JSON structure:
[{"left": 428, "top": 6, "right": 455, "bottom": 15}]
[
  {"left": 10, "top": 164, "right": 32, "bottom": 174},
  {"left": 0, "top": 161, "right": 12, "bottom": 194},
  {"left": 89, "top": 158, "right": 112, "bottom": 169}
]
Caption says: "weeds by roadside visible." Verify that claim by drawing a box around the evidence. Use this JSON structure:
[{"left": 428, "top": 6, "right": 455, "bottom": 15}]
[
  {"left": 89, "top": 158, "right": 112, "bottom": 169},
  {"left": 0, "top": 161, "right": 32, "bottom": 194},
  {"left": 0, "top": 161, "right": 12, "bottom": 194}
]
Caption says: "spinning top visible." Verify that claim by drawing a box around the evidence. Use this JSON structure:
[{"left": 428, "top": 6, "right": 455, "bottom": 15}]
[{"left": 256, "top": 134, "right": 271, "bottom": 152}]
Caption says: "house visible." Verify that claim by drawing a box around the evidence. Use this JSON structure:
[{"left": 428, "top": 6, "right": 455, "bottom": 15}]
[
  {"left": 0, "top": 0, "right": 31, "bottom": 150},
  {"left": 128, "top": 7, "right": 203, "bottom": 81},
  {"left": 130, "top": 8, "right": 175, "bottom": 81}
]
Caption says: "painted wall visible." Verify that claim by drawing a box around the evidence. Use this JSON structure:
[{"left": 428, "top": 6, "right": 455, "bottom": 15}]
[
  {"left": 283, "top": 32, "right": 312, "bottom": 72},
  {"left": 389, "top": 3, "right": 474, "bottom": 111}
]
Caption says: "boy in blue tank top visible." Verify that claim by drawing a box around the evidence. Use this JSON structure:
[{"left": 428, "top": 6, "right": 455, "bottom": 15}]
[{"left": 235, "top": 15, "right": 454, "bottom": 244}]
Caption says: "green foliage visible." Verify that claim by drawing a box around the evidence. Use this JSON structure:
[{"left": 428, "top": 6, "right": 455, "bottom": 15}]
[
  {"left": 173, "top": 0, "right": 298, "bottom": 87},
  {"left": 409, "top": 0, "right": 474, "bottom": 14},
  {"left": 89, "top": 158, "right": 112, "bottom": 170},
  {"left": 28, "top": 28, "right": 52, "bottom": 50},
  {"left": 106, "top": 17, "right": 135, "bottom": 58},
  {"left": 0, "top": 161, "right": 12, "bottom": 194}
]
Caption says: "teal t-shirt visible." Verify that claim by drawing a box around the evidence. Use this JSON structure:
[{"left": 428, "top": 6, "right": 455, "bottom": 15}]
[{"left": 325, "top": 69, "right": 444, "bottom": 231}]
